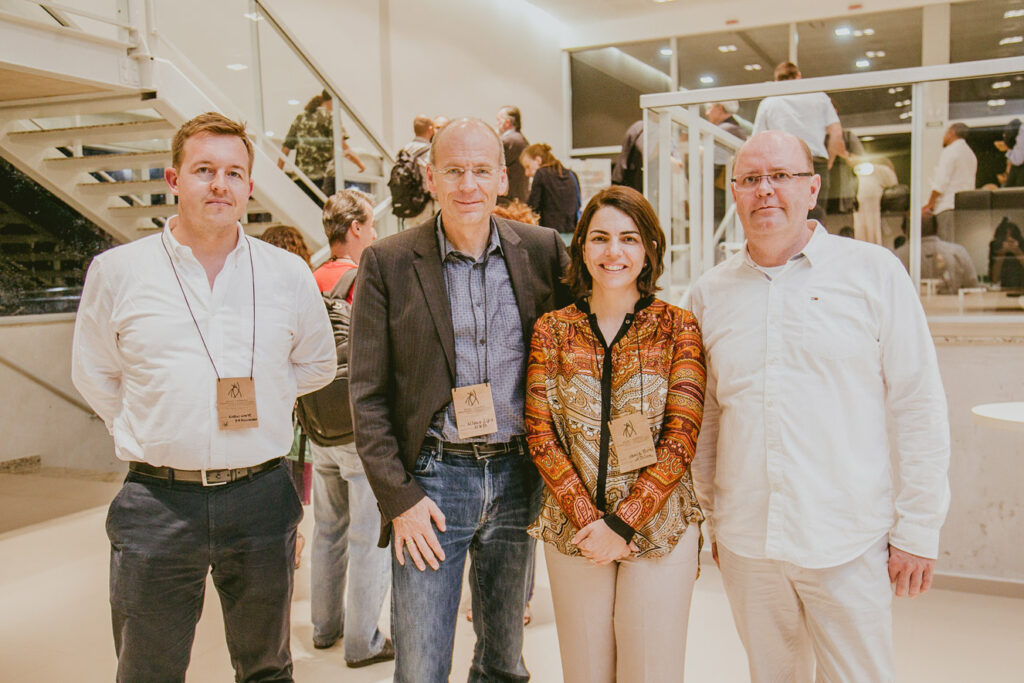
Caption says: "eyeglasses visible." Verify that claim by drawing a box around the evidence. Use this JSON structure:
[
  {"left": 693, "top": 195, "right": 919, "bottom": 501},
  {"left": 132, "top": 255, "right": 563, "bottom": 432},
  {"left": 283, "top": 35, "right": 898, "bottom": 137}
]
[
  {"left": 435, "top": 166, "right": 500, "bottom": 183},
  {"left": 731, "top": 171, "right": 814, "bottom": 190}
]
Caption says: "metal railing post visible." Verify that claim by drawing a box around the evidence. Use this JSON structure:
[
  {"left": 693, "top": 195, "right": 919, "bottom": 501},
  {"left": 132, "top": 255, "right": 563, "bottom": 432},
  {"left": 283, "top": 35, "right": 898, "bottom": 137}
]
[{"left": 910, "top": 82, "right": 925, "bottom": 292}]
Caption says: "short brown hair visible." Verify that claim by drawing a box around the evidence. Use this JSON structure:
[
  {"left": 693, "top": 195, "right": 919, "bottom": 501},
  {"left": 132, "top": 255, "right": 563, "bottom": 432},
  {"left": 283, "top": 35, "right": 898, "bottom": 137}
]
[
  {"left": 259, "top": 225, "right": 312, "bottom": 267},
  {"left": 172, "top": 112, "right": 254, "bottom": 173},
  {"left": 773, "top": 61, "right": 800, "bottom": 81},
  {"left": 564, "top": 185, "right": 665, "bottom": 300},
  {"left": 322, "top": 188, "right": 374, "bottom": 245},
  {"left": 413, "top": 115, "right": 434, "bottom": 137}
]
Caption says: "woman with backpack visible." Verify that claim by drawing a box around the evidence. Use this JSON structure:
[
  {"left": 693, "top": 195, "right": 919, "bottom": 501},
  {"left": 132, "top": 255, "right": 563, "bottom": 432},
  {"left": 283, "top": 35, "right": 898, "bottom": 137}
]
[{"left": 521, "top": 143, "right": 582, "bottom": 236}]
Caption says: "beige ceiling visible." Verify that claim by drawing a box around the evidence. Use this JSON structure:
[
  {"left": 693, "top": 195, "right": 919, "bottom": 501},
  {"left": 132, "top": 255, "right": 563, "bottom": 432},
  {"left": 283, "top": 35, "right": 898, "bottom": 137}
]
[
  {"left": 0, "top": 67, "right": 107, "bottom": 103},
  {"left": 528, "top": 0, "right": 705, "bottom": 23}
]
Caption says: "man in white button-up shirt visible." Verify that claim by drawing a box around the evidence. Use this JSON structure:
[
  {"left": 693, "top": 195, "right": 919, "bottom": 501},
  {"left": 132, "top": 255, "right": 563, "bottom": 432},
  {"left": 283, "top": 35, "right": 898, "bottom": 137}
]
[
  {"left": 689, "top": 131, "right": 950, "bottom": 683},
  {"left": 72, "top": 113, "right": 335, "bottom": 681},
  {"left": 924, "top": 122, "right": 977, "bottom": 242}
]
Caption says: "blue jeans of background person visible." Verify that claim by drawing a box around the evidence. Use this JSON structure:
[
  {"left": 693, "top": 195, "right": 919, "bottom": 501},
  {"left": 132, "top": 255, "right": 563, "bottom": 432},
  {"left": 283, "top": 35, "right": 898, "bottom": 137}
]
[
  {"left": 105, "top": 460, "right": 301, "bottom": 683},
  {"left": 310, "top": 441, "right": 390, "bottom": 661},
  {"left": 391, "top": 440, "right": 541, "bottom": 683}
]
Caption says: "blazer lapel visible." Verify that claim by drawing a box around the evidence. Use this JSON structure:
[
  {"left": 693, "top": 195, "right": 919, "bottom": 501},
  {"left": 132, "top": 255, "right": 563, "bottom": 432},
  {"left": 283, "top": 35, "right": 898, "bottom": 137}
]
[
  {"left": 496, "top": 218, "right": 535, "bottom": 343},
  {"left": 412, "top": 226, "right": 456, "bottom": 381}
]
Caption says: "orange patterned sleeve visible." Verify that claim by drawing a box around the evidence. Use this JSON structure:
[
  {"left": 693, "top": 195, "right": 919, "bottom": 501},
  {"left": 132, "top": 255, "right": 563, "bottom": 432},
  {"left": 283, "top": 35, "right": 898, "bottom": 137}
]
[
  {"left": 525, "top": 314, "right": 602, "bottom": 530},
  {"left": 614, "top": 310, "right": 706, "bottom": 531}
]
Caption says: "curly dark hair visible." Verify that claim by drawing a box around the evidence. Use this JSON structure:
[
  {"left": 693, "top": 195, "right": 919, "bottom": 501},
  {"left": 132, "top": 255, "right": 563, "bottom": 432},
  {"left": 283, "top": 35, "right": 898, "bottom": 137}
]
[
  {"left": 259, "top": 225, "right": 312, "bottom": 268},
  {"left": 563, "top": 185, "right": 665, "bottom": 300}
]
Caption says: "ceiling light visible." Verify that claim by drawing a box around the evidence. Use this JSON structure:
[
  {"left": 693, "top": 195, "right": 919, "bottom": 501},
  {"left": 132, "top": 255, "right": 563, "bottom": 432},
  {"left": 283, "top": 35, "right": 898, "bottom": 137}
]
[
  {"left": 717, "top": 44, "right": 738, "bottom": 52},
  {"left": 653, "top": 0, "right": 676, "bottom": 3},
  {"left": 888, "top": 86, "right": 904, "bottom": 94},
  {"left": 264, "top": 130, "right": 274, "bottom": 137},
  {"left": 1000, "top": 35, "right": 1023, "bottom": 45},
  {"left": 226, "top": 63, "right": 248, "bottom": 71},
  {"left": 744, "top": 63, "right": 763, "bottom": 71},
  {"left": 899, "top": 111, "right": 912, "bottom": 120},
  {"left": 864, "top": 28, "right": 874, "bottom": 35},
  {"left": 660, "top": 47, "right": 674, "bottom": 56},
  {"left": 700, "top": 75, "right": 715, "bottom": 84},
  {"left": 242, "top": 12, "right": 263, "bottom": 21},
  {"left": 861, "top": 136, "right": 875, "bottom": 142},
  {"left": 853, "top": 30, "right": 864, "bottom": 37},
  {"left": 854, "top": 162, "right": 875, "bottom": 176},
  {"left": 856, "top": 59, "right": 870, "bottom": 68},
  {"left": 993, "top": 81, "right": 1012, "bottom": 89},
  {"left": 288, "top": 99, "right": 300, "bottom": 105},
  {"left": 988, "top": 99, "right": 1007, "bottom": 107},
  {"left": 834, "top": 27, "right": 852, "bottom": 37},
  {"left": 1005, "top": 9, "right": 1024, "bottom": 18},
  {"left": 875, "top": 50, "right": 885, "bottom": 57},
  {"left": 894, "top": 101, "right": 906, "bottom": 108}
]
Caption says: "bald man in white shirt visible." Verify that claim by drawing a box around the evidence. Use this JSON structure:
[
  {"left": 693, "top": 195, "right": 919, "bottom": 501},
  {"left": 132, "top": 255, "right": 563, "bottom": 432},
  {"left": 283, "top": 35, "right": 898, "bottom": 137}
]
[
  {"left": 72, "top": 113, "right": 335, "bottom": 681},
  {"left": 689, "top": 131, "right": 950, "bottom": 683}
]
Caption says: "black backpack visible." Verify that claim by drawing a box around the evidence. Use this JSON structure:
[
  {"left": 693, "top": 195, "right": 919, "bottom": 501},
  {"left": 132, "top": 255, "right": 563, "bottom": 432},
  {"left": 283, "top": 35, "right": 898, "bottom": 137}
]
[
  {"left": 388, "top": 146, "right": 431, "bottom": 218},
  {"left": 295, "top": 267, "right": 359, "bottom": 447}
]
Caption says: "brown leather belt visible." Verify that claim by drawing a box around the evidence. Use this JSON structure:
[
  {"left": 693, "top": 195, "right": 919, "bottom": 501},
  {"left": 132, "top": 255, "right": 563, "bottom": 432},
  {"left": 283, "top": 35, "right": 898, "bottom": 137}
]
[
  {"left": 421, "top": 436, "right": 526, "bottom": 459},
  {"left": 127, "top": 457, "right": 283, "bottom": 487}
]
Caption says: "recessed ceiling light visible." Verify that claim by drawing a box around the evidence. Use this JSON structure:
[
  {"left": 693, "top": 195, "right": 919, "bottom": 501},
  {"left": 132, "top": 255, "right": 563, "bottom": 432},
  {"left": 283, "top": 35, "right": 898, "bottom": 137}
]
[
  {"left": 894, "top": 101, "right": 906, "bottom": 108},
  {"left": 717, "top": 44, "right": 738, "bottom": 52},
  {"left": 899, "top": 111, "right": 912, "bottom": 120},
  {"left": 856, "top": 59, "right": 870, "bottom": 68},
  {"left": 988, "top": 99, "right": 1007, "bottom": 107},
  {"left": 864, "top": 28, "right": 874, "bottom": 35},
  {"left": 1005, "top": 9, "right": 1024, "bottom": 18},
  {"left": 1000, "top": 35, "right": 1023, "bottom": 45},
  {"left": 744, "top": 63, "right": 763, "bottom": 71},
  {"left": 660, "top": 47, "right": 674, "bottom": 56},
  {"left": 888, "top": 86, "right": 904, "bottom": 94},
  {"left": 288, "top": 99, "right": 300, "bottom": 105},
  {"left": 853, "top": 30, "right": 864, "bottom": 37},
  {"left": 226, "top": 63, "right": 248, "bottom": 71},
  {"left": 834, "top": 27, "right": 852, "bottom": 37},
  {"left": 653, "top": 0, "right": 676, "bottom": 3},
  {"left": 861, "top": 136, "right": 875, "bottom": 142},
  {"left": 993, "top": 81, "right": 1012, "bottom": 89},
  {"left": 265, "top": 130, "right": 274, "bottom": 137},
  {"left": 700, "top": 75, "right": 715, "bottom": 84}
]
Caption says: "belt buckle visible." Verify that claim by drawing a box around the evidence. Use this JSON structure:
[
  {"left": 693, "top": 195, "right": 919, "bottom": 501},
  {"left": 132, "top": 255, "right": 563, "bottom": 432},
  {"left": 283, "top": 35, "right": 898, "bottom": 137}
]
[
  {"left": 201, "top": 468, "right": 229, "bottom": 487},
  {"left": 472, "top": 443, "right": 488, "bottom": 460}
]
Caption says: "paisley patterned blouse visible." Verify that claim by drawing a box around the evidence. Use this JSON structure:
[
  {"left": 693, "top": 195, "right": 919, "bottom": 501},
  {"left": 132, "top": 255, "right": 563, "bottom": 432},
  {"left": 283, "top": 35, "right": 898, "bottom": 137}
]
[{"left": 525, "top": 297, "right": 706, "bottom": 559}]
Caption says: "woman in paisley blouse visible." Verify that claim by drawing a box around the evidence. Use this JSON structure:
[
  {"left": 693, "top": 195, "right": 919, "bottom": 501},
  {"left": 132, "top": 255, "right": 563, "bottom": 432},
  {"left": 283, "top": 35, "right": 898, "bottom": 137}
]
[{"left": 525, "top": 185, "right": 706, "bottom": 682}]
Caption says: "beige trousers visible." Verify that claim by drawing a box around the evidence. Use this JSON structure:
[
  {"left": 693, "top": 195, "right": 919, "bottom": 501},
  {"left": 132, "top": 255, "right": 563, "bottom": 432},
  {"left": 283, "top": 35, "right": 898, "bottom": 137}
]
[
  {"left": 544, "top": 523, "right": 700, "bottom": 683},
  {"left": 717, "top": 537, "right": 894, "bottom": 683}
]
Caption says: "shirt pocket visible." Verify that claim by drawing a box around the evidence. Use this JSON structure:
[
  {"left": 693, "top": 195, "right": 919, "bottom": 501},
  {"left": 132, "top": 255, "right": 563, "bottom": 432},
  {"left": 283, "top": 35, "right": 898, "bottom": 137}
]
[{"left": 800, "top": 287, "right": 878, "bottom": 360}]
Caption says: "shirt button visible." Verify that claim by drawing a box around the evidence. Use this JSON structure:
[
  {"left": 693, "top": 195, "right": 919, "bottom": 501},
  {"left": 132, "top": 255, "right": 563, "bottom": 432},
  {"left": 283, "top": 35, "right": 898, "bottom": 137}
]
[{"left": 479, "top": 339, "right": 486, "bottom": 345}]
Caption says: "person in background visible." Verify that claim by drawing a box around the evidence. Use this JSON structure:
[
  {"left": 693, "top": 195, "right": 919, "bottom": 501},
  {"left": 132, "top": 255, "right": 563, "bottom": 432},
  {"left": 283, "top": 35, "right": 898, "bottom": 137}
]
[
  {"left": 493, "top": 199, "right": 539, "bottom": 227},
  {"left": 853, "top": 157, "right": 899, "bottom": 245},
  {"left": 497, "top": 105, "right": 530, "bottom": 204},
  {"left": 896, "top": 210, "right": 978, "bottom": 294},
  {"left": 989, "top": 217, "right": 1024, "bottom": 289},
  {"left": 307, "top": 189, "right": 394, "bottom": 668},
  {"left": 527, "top": 185, "right": 706, "bottom": 682},
  {"left": 280, "top": 91, "right": 366, "bottom": 203},
  {"left": 520, "top": 143, "right": 581, "bottom": 236},
  {"left": 752, "top": 61, "right": 849, "bottom": 222},
  {"left": 994, "top": 119, "right": 1023, "bottom": 187},
  {"left": 924, "top": 123, "right": 977, "bottom": 242},
  {"left": 689, "top": 131, "right": 950, "bottom": 683},
  {"left": 259, "top": 224, "right": 315, "bottom": 568},
  {"left": 433, "top": 115, "right": 451, "bottom": 132},
  {"left": 611, "top": 120, "right": 644, "bottom": 193}
]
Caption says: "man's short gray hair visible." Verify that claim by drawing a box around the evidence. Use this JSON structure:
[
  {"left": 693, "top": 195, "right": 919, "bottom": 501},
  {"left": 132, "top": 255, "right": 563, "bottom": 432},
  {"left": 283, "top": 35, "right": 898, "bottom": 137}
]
[
  {"left": 428, "top": 118, "right": 505, "bottom": 168},
  {"left": 949, "top": 122, "right": 970, "bottom": 140},
  {"left": 322, "top": 188, "right": 374, "bottom": 245}
]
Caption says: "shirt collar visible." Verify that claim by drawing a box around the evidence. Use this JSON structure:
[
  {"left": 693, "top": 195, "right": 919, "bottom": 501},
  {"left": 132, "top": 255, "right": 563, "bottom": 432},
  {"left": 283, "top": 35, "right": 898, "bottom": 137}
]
[
  {"left": 741, "top": 221, "right": 826, "bottom": 274},
  {"left": 162, "top": 217, "right": 248, "bottom": 263},
  {"left": 435, "top": 214, "right": 502, "bottom": 262}
]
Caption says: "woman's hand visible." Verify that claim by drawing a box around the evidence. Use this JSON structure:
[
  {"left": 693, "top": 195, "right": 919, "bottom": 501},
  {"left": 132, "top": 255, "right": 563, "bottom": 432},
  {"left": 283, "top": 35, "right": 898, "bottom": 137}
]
[{"left": 572, "top": 519, "right": 637, "bottom": 565}]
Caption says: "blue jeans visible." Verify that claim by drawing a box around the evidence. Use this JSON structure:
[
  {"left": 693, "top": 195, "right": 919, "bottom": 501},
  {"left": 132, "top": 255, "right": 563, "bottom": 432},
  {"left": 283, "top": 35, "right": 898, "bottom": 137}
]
[
  {"left": 105, "top": 460, "right": 301, "bottom": 682},
  {"left": 391, "top": 440, "right": 541, "bottom": 683},
  {"left": 310, "top": 440, "right": 390, "bottom": 661}
]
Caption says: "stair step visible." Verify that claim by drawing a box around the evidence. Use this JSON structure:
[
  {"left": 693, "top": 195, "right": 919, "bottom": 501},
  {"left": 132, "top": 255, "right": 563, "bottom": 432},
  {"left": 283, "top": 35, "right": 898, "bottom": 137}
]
[
  {"left": 9, "top": 119, "right": 175, "bottom": 146},
  {"left": 77, "top": 179, "right": 169, "bottom": 196},
  {"left": 110, "top": 200, "right": 263, "bottom": 219},
  {"left": 0, "top": 92, "right": 157, "bottom": 121},
  {"left": 43, "top": 150, "right": 171, "bottom": 173}
]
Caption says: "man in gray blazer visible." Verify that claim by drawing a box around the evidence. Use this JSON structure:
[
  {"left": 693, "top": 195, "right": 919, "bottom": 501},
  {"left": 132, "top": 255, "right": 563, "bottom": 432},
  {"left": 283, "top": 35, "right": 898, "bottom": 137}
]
[{"left": 349, "top": 118, "right": 569, "bottom": 682}]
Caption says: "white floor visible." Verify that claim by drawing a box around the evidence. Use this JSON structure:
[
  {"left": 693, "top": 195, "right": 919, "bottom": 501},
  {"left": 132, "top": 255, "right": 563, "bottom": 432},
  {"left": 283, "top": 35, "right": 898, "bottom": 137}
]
[{"left": 1, "top": 471, "right": 1022, "bottom": 682}]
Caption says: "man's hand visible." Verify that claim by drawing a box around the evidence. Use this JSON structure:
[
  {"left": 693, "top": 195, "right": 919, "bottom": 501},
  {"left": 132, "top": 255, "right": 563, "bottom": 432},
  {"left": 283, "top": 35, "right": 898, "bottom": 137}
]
[
  {"left": 888, "top": 545, "right": 935, "bottom": 597},
  {"left": 572, "top": 519, "right": 634, "bottom": 566},
  {"left": 995, "top": 140, "right": 1009, "bottom": 153},
  {"left": 392, "top": 497, "right": 446, "bottom": 571}
]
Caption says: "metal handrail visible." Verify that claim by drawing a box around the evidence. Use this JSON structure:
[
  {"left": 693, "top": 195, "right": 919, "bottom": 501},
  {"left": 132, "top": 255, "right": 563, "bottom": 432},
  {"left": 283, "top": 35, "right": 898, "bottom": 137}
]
[
  {"left": 252, "top": 0, "right": 394, "bottom": 166},
  {"left": 0, "top": 353, "right": 97, "bottom": 417}
]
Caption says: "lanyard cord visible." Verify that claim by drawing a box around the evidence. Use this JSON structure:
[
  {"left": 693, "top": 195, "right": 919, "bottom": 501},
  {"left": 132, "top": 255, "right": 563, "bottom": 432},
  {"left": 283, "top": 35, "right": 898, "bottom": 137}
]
[{"left": 161, "top": 232, "right": 256, "bottom": 380}]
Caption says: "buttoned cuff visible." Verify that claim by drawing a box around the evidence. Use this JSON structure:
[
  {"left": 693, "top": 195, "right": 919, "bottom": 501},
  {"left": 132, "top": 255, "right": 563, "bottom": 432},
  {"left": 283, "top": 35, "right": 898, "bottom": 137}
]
[
  {"left": 889, "top": 522, "right": 941, "bottom": 560},
  {"left": 603, "top": 513, "right": 635, "bottom": 544}
]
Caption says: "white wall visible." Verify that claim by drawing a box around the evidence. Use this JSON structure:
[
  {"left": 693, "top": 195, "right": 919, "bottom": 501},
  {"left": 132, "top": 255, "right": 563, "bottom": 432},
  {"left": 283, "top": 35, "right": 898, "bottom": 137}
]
[
  {"left": 264, "top": 0, "right": 568, "bottom": 155},
  {"left": 0, "top": 316, "right": 118, "bottom": 473}
]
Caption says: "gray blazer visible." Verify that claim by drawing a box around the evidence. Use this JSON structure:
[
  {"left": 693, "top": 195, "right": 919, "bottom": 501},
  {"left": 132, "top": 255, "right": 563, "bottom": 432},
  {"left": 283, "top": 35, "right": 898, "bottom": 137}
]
[{"left": 349, "top": 216, "right": 570, "bottom": 545}]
